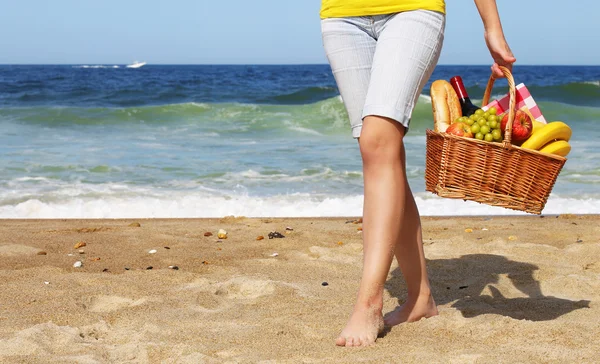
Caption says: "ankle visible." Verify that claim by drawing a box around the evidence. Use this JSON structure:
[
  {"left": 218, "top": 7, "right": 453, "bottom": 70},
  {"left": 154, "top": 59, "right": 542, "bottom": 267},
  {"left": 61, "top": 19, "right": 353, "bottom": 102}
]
[
  {"left": 355, "top": 295, "right": 384, "bottom": 313},
  {"left": 406, "top": 286, "right": 433, "bottom": 301}
]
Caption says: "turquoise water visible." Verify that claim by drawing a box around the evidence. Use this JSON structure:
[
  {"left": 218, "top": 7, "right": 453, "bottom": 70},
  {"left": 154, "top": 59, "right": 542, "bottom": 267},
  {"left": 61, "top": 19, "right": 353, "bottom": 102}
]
[{"left": 1, "top": 65, "right": 599, "bottom": 217}]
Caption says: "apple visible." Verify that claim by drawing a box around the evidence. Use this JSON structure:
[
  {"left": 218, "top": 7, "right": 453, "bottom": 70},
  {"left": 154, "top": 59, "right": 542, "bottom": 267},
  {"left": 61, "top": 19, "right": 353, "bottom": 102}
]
[
  {"left": 501, "top": 109, "right": 533, "bottom": 143},
  {"left": 446, "top": 122, "right": 473, "bottom": 138}
]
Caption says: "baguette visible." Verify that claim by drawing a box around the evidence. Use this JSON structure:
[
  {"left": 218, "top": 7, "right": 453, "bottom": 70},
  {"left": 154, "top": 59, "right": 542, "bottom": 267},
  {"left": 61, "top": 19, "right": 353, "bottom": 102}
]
[{"left": 430, "top": 80, "right": 462, "bottom": 132}]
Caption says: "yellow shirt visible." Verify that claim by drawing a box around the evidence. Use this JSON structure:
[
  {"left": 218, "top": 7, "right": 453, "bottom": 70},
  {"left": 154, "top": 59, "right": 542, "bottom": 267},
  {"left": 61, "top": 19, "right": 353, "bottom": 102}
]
[{"left": 320, "top": 0, "right": 445, "bottom": 18}]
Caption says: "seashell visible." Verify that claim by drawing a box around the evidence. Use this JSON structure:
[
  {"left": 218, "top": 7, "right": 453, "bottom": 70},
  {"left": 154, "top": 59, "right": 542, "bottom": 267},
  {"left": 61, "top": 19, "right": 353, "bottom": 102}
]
[
  {"left": 148, "top": 249, "right": 157, "bottom": 254},
  {"left": 73, "top": 261, "right": 83, "bottom": 268},
  {"left": 74, "top": 241, "right": 86, "bottom": 249},
  {"left": 217, "top": 229, "right": 227, "bottom": 239},
  {"left": 270, "top": 253, "right": 279, "bottom": 257}
]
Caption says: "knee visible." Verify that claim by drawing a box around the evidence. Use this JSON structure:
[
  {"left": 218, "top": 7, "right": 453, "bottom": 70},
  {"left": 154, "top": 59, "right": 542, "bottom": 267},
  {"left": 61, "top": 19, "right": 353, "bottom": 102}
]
[{"left": 359, "top": 117, "right": 405, "bottom": 165}]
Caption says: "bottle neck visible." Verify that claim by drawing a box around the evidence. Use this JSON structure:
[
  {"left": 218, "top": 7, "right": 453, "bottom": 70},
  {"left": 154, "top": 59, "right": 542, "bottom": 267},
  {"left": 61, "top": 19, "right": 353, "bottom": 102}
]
[{"left": 450, "top": 76, "right": 470, "bottom": 101}]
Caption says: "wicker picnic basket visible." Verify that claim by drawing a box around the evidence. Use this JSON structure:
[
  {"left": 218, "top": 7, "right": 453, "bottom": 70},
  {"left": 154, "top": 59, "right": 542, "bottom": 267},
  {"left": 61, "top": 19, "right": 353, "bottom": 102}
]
[{"left": 425, "top": 66, "right": 566, "bottom": 214}]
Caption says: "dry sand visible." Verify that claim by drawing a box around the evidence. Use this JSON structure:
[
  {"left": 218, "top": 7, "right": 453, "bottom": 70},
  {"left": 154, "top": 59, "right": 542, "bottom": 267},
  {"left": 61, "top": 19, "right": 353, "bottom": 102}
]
[{"left": 0, "top": 214, "right": 599, "bottom": 363}]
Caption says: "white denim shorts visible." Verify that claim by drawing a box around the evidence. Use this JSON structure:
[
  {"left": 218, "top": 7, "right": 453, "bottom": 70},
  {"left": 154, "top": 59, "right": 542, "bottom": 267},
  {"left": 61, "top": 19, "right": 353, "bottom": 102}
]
[{"left": 321, "top": 10, "right": 445, "bottom": 138}]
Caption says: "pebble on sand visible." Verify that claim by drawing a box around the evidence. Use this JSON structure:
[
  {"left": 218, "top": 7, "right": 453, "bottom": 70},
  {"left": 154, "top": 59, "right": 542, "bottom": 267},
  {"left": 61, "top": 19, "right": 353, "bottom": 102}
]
[
  {"left": 270, "top": 253, "right": 279, "bottom": 257},
  {"left": 204, "top": 232, "right": 213, "bottom": 237},
  {"left": 268, "top": 232, "right": 285, "bottom": 239},
  {"left": 73, "top": 261, "right": 83, "bottom": 268},
  {"left": 256, "top": 235, "right": 265, "bottom": 240},
  {"left": 465, "top": 228, "right": 474, "bottom": 233},
  {"left": 74, "top": 241, "right": 86, "bottom": 249},
  {"left": 148, "top": 249, "right": 157, "bottom": 254},
  {"left": 217, "top": 229, "right": 228, "bottom": 239},
  {"left": 37, "top": 251, "right": 47, "bottom": 255},
  {"left": 168, "top": 265, "right": 180, "bottom": 270},
  {"left": 129, "top": 222, "right": 141, "bottom": 227},
  {"left": 508, "top": 236, "right": 518, "bottom": 241}
]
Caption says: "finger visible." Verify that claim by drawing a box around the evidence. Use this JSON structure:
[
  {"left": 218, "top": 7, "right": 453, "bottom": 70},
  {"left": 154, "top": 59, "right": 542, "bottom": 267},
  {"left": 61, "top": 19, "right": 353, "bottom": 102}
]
[
  {"left": 503, "top": 54, "right": 517, "bottom": 64},
  {"left": 491, "top": 64, "right": 505, "bottom": 78}
]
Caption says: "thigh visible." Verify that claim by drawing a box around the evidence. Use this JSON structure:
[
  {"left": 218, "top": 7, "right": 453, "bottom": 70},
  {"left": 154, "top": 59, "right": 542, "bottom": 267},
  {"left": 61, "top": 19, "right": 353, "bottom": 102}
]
[
  {"left": 321, "top": 17, "right": 376, "bottom": 138},
  {"left": 363, "top": 10, "right": 446, "bottom": 131}
]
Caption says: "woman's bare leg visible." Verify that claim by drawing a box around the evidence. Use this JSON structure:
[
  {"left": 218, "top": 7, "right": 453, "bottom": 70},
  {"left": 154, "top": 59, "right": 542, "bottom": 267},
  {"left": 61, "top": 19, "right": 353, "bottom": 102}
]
[
  {"left": 336, "top": 115, "right": 436, "bottom": 347},
  {"left": 383, "top": 144, "right": 438, "bottom": 326}
]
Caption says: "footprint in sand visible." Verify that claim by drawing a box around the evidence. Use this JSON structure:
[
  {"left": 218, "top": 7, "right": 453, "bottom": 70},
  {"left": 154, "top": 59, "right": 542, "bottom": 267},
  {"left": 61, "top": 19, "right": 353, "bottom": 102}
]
[
  {"left": 79, "top": 295, "right": 147, "bottom": 313},
  {"left": 0, "top": 323, "right": 78, "bottom": 356},
  {"left": 0, "top": 244, "right": 43, "bottom": 257},
  {"left": 183, "top": 277, "right": 294, "bottom": 312},
  {"left": 294, "top": 243, "right": 363, "bottom": 264}
]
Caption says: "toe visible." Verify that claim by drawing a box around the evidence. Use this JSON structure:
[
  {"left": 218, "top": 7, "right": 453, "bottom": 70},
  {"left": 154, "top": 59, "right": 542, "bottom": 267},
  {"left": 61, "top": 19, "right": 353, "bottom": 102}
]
[
  {"left": 345, "top": 337, "right": 354, "bottom": 347},
  {"left": 335, "top": 336, "right": 346, "bottom": 347},
  {"left": 359, "top": 335, "right": 371, "bottom": 347}
]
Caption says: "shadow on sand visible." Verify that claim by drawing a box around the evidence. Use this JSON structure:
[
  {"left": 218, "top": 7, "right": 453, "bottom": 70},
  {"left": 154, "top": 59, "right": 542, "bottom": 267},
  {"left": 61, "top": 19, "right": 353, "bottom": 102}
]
[{"left": 384, "top": 254, "right": 590, "bottom": 322}]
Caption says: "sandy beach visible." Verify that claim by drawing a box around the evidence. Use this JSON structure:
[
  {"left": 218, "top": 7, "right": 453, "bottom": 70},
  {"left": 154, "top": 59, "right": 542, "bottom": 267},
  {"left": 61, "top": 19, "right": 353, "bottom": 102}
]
[{"left": 0, "top": 214, "right": 598, "bottom": 363}]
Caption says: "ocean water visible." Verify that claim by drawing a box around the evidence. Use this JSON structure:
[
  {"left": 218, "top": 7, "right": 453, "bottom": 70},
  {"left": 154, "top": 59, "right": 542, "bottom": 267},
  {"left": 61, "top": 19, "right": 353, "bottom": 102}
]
[{"left": 1, "top": 64, "right": 599, "bottom": 218}]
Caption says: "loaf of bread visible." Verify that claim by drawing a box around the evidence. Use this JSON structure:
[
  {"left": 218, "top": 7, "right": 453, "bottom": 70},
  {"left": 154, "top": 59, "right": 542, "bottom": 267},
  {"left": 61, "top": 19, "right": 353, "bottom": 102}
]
[{"left": 430, "top": 80, "right": 462, "bottom": 132}]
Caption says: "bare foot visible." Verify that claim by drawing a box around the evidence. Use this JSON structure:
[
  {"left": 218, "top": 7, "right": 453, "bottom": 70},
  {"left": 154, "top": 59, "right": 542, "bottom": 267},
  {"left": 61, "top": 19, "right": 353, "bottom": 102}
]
[
  {"left": 335, "top": 305, "right": 385, "bottom": 347},
  {"left": 384, "top": 293, "right": 438, "bottom": 327}
]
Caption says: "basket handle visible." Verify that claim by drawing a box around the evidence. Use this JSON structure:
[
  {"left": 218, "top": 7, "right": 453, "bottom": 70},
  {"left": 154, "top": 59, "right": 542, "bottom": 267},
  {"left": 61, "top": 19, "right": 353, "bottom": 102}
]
[{"left": 482, "top": 66, "right": 516, "bottom": 148}]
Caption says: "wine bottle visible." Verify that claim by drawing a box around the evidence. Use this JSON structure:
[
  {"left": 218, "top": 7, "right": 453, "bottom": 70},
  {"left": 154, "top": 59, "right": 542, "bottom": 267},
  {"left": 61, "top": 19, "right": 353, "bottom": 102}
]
[{"left": 449, "top": 76, "right": 480, "bottom": 117}]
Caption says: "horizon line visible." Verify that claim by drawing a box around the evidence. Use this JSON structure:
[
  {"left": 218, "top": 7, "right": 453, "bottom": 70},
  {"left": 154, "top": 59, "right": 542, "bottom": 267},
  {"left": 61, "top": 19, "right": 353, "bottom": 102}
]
[{"left": 1, "top": 63, "right": 600, "bottom": 67}]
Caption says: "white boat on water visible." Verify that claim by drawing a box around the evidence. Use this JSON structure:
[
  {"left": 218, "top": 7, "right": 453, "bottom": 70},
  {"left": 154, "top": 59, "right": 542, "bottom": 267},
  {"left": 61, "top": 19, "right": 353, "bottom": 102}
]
[{"left": 126, "top": 61, "right": 146, "bottom": 68}]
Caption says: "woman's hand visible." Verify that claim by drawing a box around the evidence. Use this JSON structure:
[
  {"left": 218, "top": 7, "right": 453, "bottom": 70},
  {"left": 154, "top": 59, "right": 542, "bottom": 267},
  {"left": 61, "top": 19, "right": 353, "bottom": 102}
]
[
  {"left": 474, "top": 0, "right": 516, "bottom": 78},
  {"left": 485, "top": 30, "right": 516, "bottom": 78}
]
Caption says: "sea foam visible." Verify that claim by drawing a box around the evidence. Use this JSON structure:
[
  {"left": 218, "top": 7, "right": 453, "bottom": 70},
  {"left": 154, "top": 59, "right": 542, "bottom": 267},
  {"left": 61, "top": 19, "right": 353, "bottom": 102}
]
[{"left": 1, "top": 192, "right": 598, "bottom": 219}]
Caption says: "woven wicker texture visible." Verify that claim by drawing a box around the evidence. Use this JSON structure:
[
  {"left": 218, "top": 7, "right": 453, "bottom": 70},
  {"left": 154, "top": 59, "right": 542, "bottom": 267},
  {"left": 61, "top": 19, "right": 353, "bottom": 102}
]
[{"left": 425, "top": 67, "right": 566, "bottom": 214}]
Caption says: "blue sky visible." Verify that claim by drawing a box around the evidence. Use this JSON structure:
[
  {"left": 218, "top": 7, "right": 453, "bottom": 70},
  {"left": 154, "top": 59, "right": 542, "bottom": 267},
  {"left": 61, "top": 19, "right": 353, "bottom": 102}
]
[{"left": 0, "top": 0, "right": 598, "bottom": 65}]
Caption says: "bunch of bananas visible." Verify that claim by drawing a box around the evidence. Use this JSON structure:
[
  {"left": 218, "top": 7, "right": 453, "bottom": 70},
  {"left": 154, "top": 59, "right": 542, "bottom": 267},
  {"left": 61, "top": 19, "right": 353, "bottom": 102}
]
[{"left": 520, "top": 120, "right": 572, "bottom": 157}]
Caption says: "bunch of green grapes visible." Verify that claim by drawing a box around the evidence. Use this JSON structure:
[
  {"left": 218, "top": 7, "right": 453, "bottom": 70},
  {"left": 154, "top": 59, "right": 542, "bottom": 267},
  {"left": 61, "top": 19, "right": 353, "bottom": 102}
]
[{"left": 454, "top": 107, "right": 503, "bottom": 142}]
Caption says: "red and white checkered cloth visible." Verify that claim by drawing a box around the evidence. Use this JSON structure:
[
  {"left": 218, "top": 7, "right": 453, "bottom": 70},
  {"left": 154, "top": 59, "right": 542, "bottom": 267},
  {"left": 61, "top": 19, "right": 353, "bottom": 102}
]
[{"left": 482, "top": 83, "right": 547, "bottom": 123}]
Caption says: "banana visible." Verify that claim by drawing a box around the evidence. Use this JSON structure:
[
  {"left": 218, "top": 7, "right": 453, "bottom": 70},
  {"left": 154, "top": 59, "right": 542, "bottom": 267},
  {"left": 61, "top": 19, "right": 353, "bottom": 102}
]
[
  {"left": 538, "top": 140, "right": 571, "bottom": 157},
  {"left": 520, "top": 121, "right": 572, "bottom": 150},
  {"left": 531, "top": 119, "right": 546, "bottom": 134}
]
